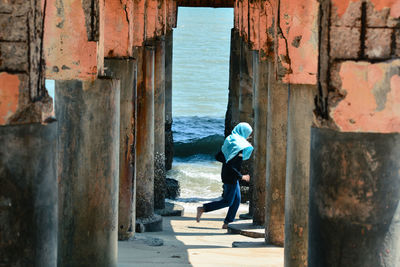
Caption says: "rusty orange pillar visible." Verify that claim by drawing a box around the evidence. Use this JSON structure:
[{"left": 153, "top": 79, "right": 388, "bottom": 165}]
[
  {"left": 135, "top": 45, "right": 163, "bottom": 232},
  {"left": 154, "top": 39, "right": 167, "bottom": 210},
  {"left": 0, "top": 1, "right": 57, "bottom": 265},
  {"left": 309, "top": 1, "right": 400, "bottom": 266}
]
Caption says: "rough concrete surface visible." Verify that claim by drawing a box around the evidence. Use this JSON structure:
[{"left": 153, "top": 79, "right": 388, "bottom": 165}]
[{"left": 118, "top": 212, "right": 283, "bottom": 266}]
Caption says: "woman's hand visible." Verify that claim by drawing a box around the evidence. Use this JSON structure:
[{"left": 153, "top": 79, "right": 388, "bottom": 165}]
[{"left": 242, "top": 174, "right": 250, "bottom": 182}]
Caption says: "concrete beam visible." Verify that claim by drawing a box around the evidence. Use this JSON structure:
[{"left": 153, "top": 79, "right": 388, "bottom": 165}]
[
  {"left": 0, "top": 0, "right": 52, "bottom": 125},
  {"left": 177, "top": 0, "right": 234, "bottom": 8},
  {"left": 44, "top": 0, "right": 105, "bottom": 80}
]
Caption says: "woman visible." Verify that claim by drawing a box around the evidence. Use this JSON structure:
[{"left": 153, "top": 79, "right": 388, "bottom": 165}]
[{"left": 196, "top": 122, "right": 253, "bottom": 229}]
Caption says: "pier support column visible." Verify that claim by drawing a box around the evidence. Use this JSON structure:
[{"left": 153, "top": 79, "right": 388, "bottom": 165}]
[
  {"left": 135, "top": 46, "right": 163, "bottom": 232},
  {"left": 56, "top": 79, "right": 120, "bottom": 266},
  {"left": 239, "top": 40, "right": 255, "bottom": 210},
  {"left": 154, "top": 39, "right": 166, "bottom": 210},
  {"left": 104, "top": 58, "right": 137, "bottom": 241},
  {"left": 309, "top": 129, "right": 400, "bottom": 267},
  {"left": 252, "top": 55, "right": 268, "bottom": 226},
  {"left": 165, "top": 30, "right": 174, "bottom": 171},
  {"left": 265, "top": 69, "right": 288, "bottom": 246},
  {"left": 284, "top": 84, "right": 315, "bottom": 266},
  {"left": 0, "top": 123, "right": 57, "bottom": 267},
  {"left": 225, "top": 28, "right": 241, "bottom": 137}
]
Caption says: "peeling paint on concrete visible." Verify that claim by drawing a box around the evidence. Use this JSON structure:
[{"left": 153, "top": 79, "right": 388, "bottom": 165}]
[
  {"left": 104, "top": 0, "right": 133, "bottom": 57},
  {"left": 44, "top": 0, "right": 99, "bottom": 80},
  {"left": 0, "top": 73, "right": 19, "bottom": 125},
  {"left": 331, "top": 60, "right": 400, "bottom": 133},
  {"left": 279, "top": 0, "right": 319, "bottom": 84}
]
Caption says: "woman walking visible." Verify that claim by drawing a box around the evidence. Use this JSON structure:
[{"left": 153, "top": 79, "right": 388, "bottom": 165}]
[{"left": 196, "top": 122, "right": 253, "bottom": 229}]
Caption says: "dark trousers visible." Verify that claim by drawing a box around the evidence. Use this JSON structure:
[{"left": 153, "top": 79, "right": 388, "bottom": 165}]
[{"left": 203, "top": 180, "right": 241, "bottom": 224}]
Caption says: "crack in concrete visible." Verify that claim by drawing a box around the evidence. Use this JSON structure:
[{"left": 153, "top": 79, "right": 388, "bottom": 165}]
[{"left": 276, "top": 0, "right": 292, "bottom": 77}]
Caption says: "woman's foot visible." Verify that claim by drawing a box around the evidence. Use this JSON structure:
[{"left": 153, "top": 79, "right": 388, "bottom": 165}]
[
  {"left": 222, "top": 223, "right": 228, "bottom": 229},
  {"left": 196, "top": 207, "right": 204, "bottom": 222}
]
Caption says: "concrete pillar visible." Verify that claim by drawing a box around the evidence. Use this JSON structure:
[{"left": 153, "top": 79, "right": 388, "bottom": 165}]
[
  {"left": 265, "top": 62, "right": 288, "bottom": 246},
  {"left": 309, "top": 129, "right": 400, "bottom": 267},
  {"left": 104, "top": 58, "right": 137, "bottom": 241},
  {"left": 0, "top": 123, "right": 57, "bottom": 267},
  {"left": 252, "top": 55, "right": 268, "bottom": 226},
  {"left": 164, "top": 30, "right": 174, "bottom": 171},
  {"left": 56, "top": 78, "right": 120, "bottom": 266},
  {"left": 239, "top": 40, "right": 255, "bottom": 212},
  {"left": 135, "top": 46, "right": 163, "bottom": 231},
  {"left": 284, "top": 84, "right": 316, "bottom": 266},
  {"left": 311, "top": 1, "right": 400, "bottom": 265},
  {"left": 225, "top": 28, "right": 241, "bottom": 137},
  {"left": 154, "top": 39, "right": 166, "bottom": 210}
]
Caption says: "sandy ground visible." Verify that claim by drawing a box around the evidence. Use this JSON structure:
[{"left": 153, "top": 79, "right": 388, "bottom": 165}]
[{"left": 118, "top": 206, "right": 283, "bottom": 267}]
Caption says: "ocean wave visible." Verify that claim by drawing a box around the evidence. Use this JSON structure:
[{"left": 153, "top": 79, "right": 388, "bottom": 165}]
[{"left": 174, "top": 134, "right": 224, "bottom": 157}]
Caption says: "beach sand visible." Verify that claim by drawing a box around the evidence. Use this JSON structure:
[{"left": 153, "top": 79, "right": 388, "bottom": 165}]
[{"left": 118, "top": 206, "right": 284, "bottom": 267}]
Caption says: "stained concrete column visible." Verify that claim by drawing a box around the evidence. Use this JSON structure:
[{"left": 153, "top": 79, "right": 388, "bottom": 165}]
[
  {"left": 265, "top": 63, "right": 288, "bottom": 247},
  {"left": 0, "top": 123, "right": 57, "bottom": 266},
  {"left": 239, "top": 40, "right": 255, "bottom": 212},
  {"left": 104, "top": 58, "right": 137, "bottom": 241},
  {"left": 252, "top": 55, "right": 268, "bottom": 226},
  {"left": 225, "top": 28, "right": 241, "bottom": 137},
  {"left": 56, "top": 78, "right": 120, "bottom": 266},
  {"left": 309, "top": 129, "right": 400, "bottom": 267},
  {"left": 284, "top": 84, "right": 315, "bottom": 266},
  {"left": 164, "top": 30, "right": 174, "bottom": 171},
  {"left": 154, "top": 39, "right": 166, "bottom": 210},
  {"left": 135, "top": 45, "right": 163, "bottom": 232}
]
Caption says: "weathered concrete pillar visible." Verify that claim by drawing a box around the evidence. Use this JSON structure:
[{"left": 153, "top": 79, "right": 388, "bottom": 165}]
[
  {"left": 104, "top": 58, "right": 137, "bottom": 241},
  {"left": 56, "top": 79, "right": 120, "bottom": 267},
  {"left": 309, "top": 129, "right": 400, "bottom": 267},
  {"left": 239, "top": 40, "right": 255, "bottom": 210},
  {"left": 265, "top": 63, "right": 288, "bottom": 247},
  {"left": 0, "top": 123, "right": 57, "bottom": 267},
  {"left": 239, "top": 41, "right": 254, "bottom": 127},
  {"left": 164, "top": 30, "right": 174, "bottom": 171},
  {"left": 135, "top": 45, "right": 163, "bottom": 231},
  {"left": 154, "top": 39, "right": 166, "bottom": 210},
  {"left": 310, "top": 1, "right": 400, "bottom": 265},
  {"left": 252, "top": 54, "right": 268, "bottom": 226},
  {"left": 225, "top": 28, "right": 241, "bottom": 137},
  {"left": 284, "top": 84, "right": 315, "bottom": 266},
  {"left": 0, "top": 1, "right": 57, "bottom": 265}
]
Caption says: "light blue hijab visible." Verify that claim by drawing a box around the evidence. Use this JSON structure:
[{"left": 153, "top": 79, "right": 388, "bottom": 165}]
[{"left": 221, "top": 122, "right": 254, "bottom": 163}]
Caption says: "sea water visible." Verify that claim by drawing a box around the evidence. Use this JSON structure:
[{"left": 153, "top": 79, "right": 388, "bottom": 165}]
[{"left": 169, "top": 8, "right": 235, "bottom": 209}]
